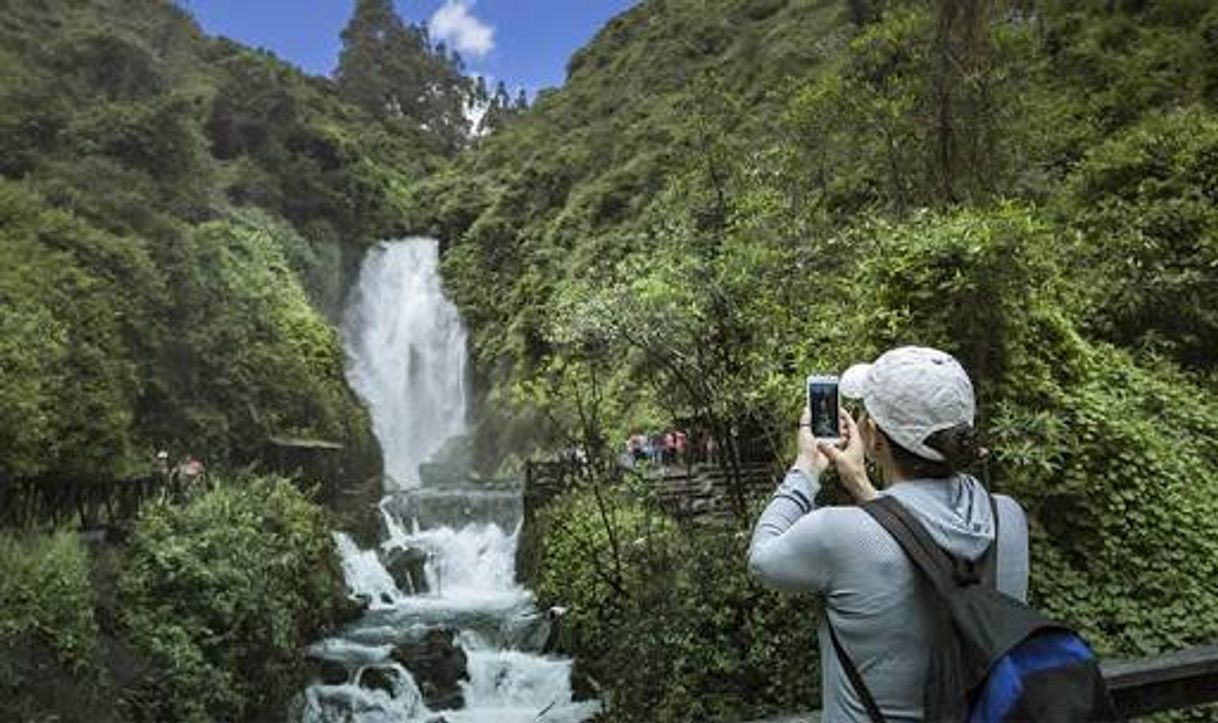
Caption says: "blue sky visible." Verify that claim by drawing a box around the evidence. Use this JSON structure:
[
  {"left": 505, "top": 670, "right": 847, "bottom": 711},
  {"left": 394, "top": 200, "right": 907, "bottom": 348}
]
[{"left": 178, "top": 1, "right": 638, "bottom": 95}]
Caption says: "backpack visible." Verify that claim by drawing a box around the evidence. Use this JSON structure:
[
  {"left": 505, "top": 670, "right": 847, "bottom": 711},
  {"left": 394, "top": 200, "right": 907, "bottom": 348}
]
[{"left": 829, "top": 494, "right": 1120, "bottom": 722}]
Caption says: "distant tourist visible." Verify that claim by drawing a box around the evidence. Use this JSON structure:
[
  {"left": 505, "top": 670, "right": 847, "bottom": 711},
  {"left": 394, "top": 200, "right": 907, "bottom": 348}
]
[
  {"left": 179, "top": 455, "right": 206, "bottom": 495},
  {"left": 627, "top": 431, "right": 647, "bottom": 464},
  {"left": 704, "top": 434, "right": 718, "bottom": 466},
  {"left": 153, "top": 450, "right": 170, "bottom": 478}
]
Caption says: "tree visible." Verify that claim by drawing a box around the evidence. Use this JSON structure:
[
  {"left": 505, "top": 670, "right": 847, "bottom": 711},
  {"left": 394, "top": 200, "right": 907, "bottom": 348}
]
[{"left": 336, "top": 0, "right": 471, "bottom": 148}]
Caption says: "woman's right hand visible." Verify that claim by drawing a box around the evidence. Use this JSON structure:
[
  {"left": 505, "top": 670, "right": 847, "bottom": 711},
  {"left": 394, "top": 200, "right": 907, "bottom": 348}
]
[{"left": 819, "top": 409, "right": 876, "bottom": 502}]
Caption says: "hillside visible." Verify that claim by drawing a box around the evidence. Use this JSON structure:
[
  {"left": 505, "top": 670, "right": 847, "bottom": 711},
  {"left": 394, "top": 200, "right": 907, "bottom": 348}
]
[
  {"left": 0, "top": 0, "right": 466, "bottom": 479},
  {"left": 417, "top": 0, "right": 1218, "bottom": 717}
]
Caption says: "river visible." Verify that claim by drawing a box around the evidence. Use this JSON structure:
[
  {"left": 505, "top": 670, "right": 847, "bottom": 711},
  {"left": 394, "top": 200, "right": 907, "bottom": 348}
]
[{"left": 299, "top": 239, "right": 598, "bottom": 723}]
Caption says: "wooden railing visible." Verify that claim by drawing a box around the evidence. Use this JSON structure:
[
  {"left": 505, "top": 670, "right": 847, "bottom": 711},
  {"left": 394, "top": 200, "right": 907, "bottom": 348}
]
[
  {"left": 1103, "top": 643, "right": 1218, "bottom": 718},
  {"left": 523, "top": 458, "right": 778, "bottom": 524},
  {"left": 746, "top": 644, "right": 1218, "bottom": 722},
  {"left": 0, "top": 475, "right": 186, "bottom": 531}
]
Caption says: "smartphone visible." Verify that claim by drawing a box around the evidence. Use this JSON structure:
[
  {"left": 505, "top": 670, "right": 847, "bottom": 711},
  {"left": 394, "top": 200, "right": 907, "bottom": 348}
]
[{"left": 806, "top": 375, "right": 840, "bottom": 439}]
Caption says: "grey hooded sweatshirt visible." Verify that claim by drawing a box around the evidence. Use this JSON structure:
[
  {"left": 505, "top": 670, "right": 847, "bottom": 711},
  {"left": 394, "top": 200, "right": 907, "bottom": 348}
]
[{"left": 748, "top": 469, "right": 1028, "bottom": 722}]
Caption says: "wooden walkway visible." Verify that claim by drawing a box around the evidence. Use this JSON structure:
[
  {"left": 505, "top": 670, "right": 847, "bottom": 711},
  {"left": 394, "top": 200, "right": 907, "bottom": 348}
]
[
  {"left": 0, "top": 475, "right": 187, "bottom": 531},
  {"left": 524, "top": 458, "right": 779, "bottom": 525}
]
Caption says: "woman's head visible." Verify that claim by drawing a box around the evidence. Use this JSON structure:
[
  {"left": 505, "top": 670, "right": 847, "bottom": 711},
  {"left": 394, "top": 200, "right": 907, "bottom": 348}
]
[{"left": 841, "top": 346, "right": 979, "bottom": 478}]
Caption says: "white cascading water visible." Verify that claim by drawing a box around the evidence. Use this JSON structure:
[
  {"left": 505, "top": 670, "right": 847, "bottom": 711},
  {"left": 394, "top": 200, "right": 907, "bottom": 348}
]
[
  {"left": 301, "top": 239, "right": 599, "bottom": 723},
  {"left": 343, "top": 239, "right": 468, "bottom": 490}
]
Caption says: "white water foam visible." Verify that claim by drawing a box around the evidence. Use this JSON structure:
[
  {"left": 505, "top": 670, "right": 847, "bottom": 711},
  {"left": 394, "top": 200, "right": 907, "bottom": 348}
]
[
  {"left": 334, "top": 532, "right": 405, "bottom": 610},
  {"left": 307, "top": 238, "right": 599, "bottom": 723},
  {"left": 343, "top": 239, "right": 468, "bottom": 490}
]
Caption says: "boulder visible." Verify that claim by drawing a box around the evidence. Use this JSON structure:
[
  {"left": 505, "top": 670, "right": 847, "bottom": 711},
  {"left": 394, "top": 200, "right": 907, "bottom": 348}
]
[
  {"left": 338, "top": 593, "right": 371, "bottom": 625},
  {"left": 569, "top": 658, "right": 601, "bottom": 703},
  {"left": 357, "top": 666, "right": 398, "bottom": 697},
  {"left": 390, "top": 628, "right": 468, "bottom": 710},
  {"left": 318, "top": 658, "right": 348, "bottom": 686},
  {"left": 381, "top": 546, "right": 429, "bottom": 595}
]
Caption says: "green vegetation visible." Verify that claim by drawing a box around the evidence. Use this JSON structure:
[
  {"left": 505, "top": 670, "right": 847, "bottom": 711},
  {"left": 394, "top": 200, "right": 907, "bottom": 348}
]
[
  {"left": 535, "top": 487, "right": 817, "bottom": 722},
  {"left": 0, "top": 0, "right": 474, "bottom": 480},
  {"left": 0, "top": 1, "right": 464, "bottom": 720},
  {"left": 2, "top": 0, "right": 1218, "bottom": 718},
  {"left": 118, "top": 475, "right": 348, "bottom": 721},
  {"left": 0, "top": 531, "right": 100, "bottom": 687},
  {"left": 420, "top": 0, "right": 1218, "bottom": 717},
  {"left": 0, "top": 477, "right": 347, "bottom": 722}
]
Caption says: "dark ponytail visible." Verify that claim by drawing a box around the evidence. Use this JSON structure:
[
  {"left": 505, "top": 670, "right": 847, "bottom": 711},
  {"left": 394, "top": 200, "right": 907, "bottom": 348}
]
[
  {"left": 925, "top": 423, "right": 983, "bottom": 472},
  {"left": 882, "top": 423, "right": 982, "bottom": 479}
]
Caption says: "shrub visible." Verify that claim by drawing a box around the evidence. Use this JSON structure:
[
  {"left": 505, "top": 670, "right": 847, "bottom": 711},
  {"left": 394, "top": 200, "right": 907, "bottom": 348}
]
[
  {"left": 856, "top": 205, "right": 1218, "bottom": 659},
  {"left": 118, "top": 474, "right": 347, "bottom": 722},
  {"left": 0, "top": 531, "right": 99, "bottom": 678},
  {"left": 1061, "top": 107, "right": 1218, "bottom": 371},
  {"left": 534, "top": 485, "right": 818, "bottom": 721}
]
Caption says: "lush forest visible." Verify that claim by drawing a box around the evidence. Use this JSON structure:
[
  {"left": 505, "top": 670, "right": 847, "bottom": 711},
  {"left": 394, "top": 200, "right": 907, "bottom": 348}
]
[
  {"left": 413, "top": 0, "right": 1218, "bottom": 719},
  {"left": 2, "top": 0, "right": 1218, "bottom": 720},
  {"left": 0, "top": 0, "right": 472, "bottom": 718}
]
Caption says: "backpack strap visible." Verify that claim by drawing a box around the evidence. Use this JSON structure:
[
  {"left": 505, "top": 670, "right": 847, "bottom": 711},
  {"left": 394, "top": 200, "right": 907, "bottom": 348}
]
[
  {"left": 863, "top": 496, "right": 959, "bottom": 597},
  {"left": 828, "top": 618, "right": 887, "bottom": 723}
]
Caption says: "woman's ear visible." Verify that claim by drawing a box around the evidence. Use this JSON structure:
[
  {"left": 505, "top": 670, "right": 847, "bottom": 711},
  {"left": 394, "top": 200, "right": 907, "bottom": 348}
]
[{"left": 863, "top": 417, "right": 878, "bottom": 446}]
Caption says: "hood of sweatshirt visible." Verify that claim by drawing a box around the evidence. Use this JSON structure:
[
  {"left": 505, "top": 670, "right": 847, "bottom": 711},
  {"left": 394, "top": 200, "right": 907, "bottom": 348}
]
[{"left": 881, "top": 474, "right": 995, "bottom": 562}]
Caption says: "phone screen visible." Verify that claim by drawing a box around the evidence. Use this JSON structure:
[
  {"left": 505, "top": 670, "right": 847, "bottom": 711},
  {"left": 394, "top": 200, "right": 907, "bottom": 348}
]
[{"left": 808, "top": 379, "right": 840, "bottom": 438}]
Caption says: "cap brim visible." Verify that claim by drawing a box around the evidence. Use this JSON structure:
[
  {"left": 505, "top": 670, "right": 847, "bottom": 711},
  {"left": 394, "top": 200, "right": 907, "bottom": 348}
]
[{"left": 840, "top": 363, "right": 872, "bottom": 399}]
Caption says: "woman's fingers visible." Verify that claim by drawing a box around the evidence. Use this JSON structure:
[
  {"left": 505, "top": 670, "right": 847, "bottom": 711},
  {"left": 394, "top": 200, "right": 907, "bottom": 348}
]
[{"left": 838, "top": 408, "right": 858, "bottom": 447}]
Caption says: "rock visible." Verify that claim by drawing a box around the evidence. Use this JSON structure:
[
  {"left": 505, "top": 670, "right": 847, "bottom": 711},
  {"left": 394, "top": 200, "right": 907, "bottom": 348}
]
[
  {"left": 331, "top": 473, "right": 385, "bottom": 549},
  {"left": 381, "top": 546, "right": 429, "bottom": 594},
  {"left": 338, "top": 594, "right": 371, "bottom": 625},
  {"left": 357, "top": 666, "right": 398, "bottom": 697},
  {"left": 419, "top": 436, "right": 474, "bottom": 486},
  {"left": 541, "top": 606, "right": 566, "bottom": 654},
  {"left": 570, "top": 658, "right": 601, "bottom": 703},
  {"left": 318, "top": 658, "right": 348, "bottom": 685},
  {"left": 390, "top": 628, "right": 468, "bottom": 710}
]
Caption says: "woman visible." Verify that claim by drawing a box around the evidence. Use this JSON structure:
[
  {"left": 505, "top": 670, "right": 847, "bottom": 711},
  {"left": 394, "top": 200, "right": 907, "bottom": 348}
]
[{"left": 748, "top": 346, "right": 1029, "bottom": 722}]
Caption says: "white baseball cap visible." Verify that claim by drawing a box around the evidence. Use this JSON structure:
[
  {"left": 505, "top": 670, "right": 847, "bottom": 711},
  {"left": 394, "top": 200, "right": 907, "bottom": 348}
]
[{"left": 839, "top": 346, "right": 975, "bottom": 462}]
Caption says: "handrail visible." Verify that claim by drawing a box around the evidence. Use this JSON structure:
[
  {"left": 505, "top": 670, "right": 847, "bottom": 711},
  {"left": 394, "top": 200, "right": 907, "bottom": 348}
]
[
  {"left": 745, "top": 643, "right": 1218, "bottom": 722},
  {"left": 1102, "top": 643, "right": 1218, "bottom": 718}
]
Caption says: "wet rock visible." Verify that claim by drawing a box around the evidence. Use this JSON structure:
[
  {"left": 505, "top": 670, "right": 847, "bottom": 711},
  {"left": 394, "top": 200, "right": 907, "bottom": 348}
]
[
  {"left": 390, "top": 628, "right": 468, "bottom": 710},
  {"left": 338, "top": 593, "right": 371, "bottom": 625},
  {"left": 331, "top": 473, "right": 385, "bottom": 548},
  {"left": 541, "top": 605, "right": 566, "bottom": 654},
  {"left": 357, "top": 665, "right": 398, "bottom": 696},
  {"left": 304, "top": 648, "right": 351, "bottom": 686},
  {"left": 318, "top": 658, "right": 348, "bottom": 685},
  {"left": 381, "top": 546, "right": 429, "bottom": 594},
  {"left": 419, "top": 436, "right": 474, "bottom": 486},
  {"left": 570, "top": 658, "right": 601, "bottom": 703}
]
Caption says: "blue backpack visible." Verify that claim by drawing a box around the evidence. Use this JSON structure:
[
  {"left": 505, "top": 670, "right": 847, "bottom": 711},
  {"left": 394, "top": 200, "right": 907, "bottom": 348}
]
[{"left": 829, "top": 495, "right": 1120, "bottom": 722}]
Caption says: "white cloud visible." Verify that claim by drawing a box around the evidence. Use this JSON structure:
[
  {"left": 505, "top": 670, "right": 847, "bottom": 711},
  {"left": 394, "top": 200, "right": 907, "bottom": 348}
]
[{"left": 429, "top": 0, "right": 495, "bottom": 59}]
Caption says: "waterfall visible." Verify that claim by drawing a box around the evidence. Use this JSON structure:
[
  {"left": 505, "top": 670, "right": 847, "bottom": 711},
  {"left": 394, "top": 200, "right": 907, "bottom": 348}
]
[
  {"left": 303, "top": 239, "right": 598, "bottom": 723},
  {"left": 343, "top": 239, "right": 468, "bottom": 490}
]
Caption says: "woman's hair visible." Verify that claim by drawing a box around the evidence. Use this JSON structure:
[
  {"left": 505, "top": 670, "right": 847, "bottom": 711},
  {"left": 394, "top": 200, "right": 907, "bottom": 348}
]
[{"left": 880, "top": 422, "right": 982, "bottom": 478}]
